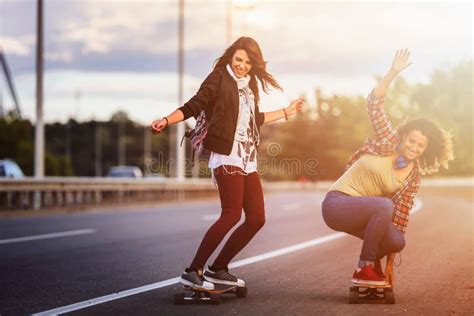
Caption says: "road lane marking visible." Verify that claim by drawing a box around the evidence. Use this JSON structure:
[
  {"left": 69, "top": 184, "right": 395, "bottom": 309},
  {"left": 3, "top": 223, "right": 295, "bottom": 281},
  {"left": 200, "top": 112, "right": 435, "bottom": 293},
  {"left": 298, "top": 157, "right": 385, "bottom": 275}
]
[
  {"left": 33, "top": 233, "right": 345, "bottom": 315},
  {"left": 33, "top": 277, "right": 181, "bottom": 316},
  {"left": 230, "top": 232, "right": 345, "bottom": 268},
  {"left": 201, "top": 202, "right": 303, "bottom": 221},
  {"left": 412, "top": 198, "right": 422, "bottom": 215},
  {"left": 0, "top": 229, "right": 97, "bottom": 245},
  {"left": 201, "top": 214, "right": 220, "bottom": 221},
  {"left": 34, "top": 198, "right": 422, "bottom": 315},
  {"left": 282, "top": 203, "right": 301, "bottom": 211}
]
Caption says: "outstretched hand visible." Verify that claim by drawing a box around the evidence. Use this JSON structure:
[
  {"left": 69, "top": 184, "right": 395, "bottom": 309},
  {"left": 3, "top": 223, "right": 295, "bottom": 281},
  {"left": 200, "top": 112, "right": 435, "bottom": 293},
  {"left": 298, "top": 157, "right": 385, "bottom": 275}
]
[
  {"left": 150, "top": 119, "right": 167, "bottom": 134},
  {"left": 391, "top": 49, "right": 412, "bottom": 74},
  {"left": 286, "top": 98, "right": 305, "bottom": 116}
]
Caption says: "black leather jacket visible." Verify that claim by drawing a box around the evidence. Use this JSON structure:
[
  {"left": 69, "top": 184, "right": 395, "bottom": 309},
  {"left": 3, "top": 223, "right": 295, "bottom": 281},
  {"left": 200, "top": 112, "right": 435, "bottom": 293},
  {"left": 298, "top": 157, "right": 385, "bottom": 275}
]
[{"left": 178, "top": 68, "right": 264, "bottom": 155}]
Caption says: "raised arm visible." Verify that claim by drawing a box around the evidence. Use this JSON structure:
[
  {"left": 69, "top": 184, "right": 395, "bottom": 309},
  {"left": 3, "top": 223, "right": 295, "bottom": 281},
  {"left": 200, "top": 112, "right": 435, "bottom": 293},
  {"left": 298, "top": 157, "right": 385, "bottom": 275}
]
[
  {"left": 262, "top": 98, "right": 304, "bottom": 125},
  {"left": 374, "top": 49, "right": 411, "bottom": 98},
  {"left": 367, "top": 49, "right": 412, "bottom": 144}
]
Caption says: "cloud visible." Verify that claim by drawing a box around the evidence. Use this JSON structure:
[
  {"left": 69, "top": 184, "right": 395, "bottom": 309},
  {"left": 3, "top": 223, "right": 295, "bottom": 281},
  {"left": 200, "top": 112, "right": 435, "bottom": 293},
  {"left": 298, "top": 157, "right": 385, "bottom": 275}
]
[
  {"left": 45, "top": 50, "right": 74, "bottom": 63},
  {"left": 11, "top": 69, "right": 205, "bottom": 123},
  {"left": 254, "top": 2, "right": 472, "bottom": 74},
  {"left": 52, "top": 1, "right": 227, "bottom": 55},
  {"left": 2, "top": 1, "right": 471, "bottom": 76},
  {"left": 10, "top": 68, "right": 379, "bottom": 124},
  {"left": 0, "top": 0, "right": 471, "bottom": 124},
  {"left": 0, "top": 36, "right": 32, "bottom": 56}
]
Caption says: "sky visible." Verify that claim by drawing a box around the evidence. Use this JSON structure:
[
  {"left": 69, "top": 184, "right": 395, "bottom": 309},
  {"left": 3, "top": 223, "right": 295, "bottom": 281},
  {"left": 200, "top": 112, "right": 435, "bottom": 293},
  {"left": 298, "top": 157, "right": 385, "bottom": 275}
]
[{"left": 0, "top": 0, "right": 472, "bottom": 125}]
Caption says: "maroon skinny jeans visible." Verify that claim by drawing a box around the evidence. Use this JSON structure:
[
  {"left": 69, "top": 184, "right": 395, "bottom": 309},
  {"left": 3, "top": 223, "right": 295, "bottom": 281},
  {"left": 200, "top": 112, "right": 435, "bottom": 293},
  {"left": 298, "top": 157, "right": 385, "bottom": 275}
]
[{"left": 190, "top": 165, "right": 266, "bottom": 271}]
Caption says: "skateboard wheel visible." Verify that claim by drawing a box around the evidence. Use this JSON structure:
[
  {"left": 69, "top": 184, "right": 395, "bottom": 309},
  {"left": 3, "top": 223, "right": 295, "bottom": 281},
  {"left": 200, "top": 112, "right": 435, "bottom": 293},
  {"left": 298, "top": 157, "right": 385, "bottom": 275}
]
[
  {"left": 174, "top": 292, "right": 185, "bottom": 305},
  {"left": 384, "top": 290, "right": 395, "bottom": 304},
  {"left": 349, "top": 290, "right": 359, "bottom": 304},
  {"left": 236, "top": 286, "right": 247, "bottom": 298},
  {"left": 210, "top": 293, "right": 220, "bottom": 305}
]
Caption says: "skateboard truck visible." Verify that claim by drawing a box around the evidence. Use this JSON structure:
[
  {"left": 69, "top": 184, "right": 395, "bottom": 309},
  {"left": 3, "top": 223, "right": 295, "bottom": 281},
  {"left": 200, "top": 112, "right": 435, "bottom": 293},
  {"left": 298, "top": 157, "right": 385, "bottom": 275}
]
[
  {"left": 349, "top": 284, "right": 395, "bottom": 304},
  {"left": 174, "top": 284, "right": 248, "bottom": 305}
]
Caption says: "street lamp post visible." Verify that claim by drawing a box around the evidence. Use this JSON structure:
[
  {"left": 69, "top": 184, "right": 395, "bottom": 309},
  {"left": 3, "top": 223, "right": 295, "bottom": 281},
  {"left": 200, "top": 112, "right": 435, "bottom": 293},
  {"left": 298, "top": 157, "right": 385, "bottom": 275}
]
[
  {"left": 95, "top": 122, "right": 102, "bottom": 177},
  {"left": 176, "top": 0, "right": 186, "bottom": 181},
  {"left": 118, "top": 118, "right": 125, "bottom": 166},
  {"left": 226, "top": 0, "right": 233, "bottom": 45},
  {"left": 35, "top": 0, "right": 44, "bottom": 179},
  {"left": 33, "top": 0, "right": 44, "bottom": 210},
  {"left": 143, "top": 126, "right": 151, "bottom": 176}
]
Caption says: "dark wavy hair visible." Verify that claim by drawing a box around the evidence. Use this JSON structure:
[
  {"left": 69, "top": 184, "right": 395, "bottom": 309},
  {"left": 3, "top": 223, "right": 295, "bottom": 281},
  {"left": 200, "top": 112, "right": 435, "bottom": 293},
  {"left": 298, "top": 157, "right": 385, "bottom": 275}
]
[
  {"left": 214, "top": 37, "right": 282, "bottom": 105},
  {"left": 397, "top": 118, "right": 454, "bottom": 174}
]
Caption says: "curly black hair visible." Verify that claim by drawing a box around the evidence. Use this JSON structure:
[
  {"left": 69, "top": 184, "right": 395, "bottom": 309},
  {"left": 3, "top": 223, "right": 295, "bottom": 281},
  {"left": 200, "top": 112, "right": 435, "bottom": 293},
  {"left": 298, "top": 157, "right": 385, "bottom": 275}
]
[{"left": 397, "top": 118, "right": 454, "bottom": 174}]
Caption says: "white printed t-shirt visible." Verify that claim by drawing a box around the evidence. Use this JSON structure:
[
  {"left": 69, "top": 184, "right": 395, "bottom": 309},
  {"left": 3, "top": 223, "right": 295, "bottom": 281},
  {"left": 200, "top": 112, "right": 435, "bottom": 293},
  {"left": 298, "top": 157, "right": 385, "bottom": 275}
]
[{"left": 208, "top": 64, "right": 260, "bottom": 174}]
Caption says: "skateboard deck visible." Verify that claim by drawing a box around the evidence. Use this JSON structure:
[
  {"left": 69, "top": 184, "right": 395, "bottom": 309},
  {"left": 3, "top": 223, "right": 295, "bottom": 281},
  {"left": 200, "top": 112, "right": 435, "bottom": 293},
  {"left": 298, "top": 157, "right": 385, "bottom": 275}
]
[
  {"left": 349, "top": 283, "right": 394, "bottom": 304},
  {"left": 174, "top": 283, "right": 247, "bottom": 305}
]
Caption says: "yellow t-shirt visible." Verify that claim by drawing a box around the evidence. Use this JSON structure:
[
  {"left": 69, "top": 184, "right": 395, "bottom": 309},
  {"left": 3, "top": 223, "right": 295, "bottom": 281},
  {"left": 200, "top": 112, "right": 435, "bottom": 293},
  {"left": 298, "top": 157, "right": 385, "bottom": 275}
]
[{"left": 330, "top": 154, "right": 402, "bottom": 197}]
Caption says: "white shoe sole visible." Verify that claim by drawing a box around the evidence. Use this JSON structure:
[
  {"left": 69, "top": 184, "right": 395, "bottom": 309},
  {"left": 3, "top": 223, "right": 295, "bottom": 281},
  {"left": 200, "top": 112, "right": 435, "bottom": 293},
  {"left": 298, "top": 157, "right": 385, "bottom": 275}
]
[
  {"left": 203, "top": 275, "right": 245, "bottom": 287},
  {"left": 180, "top": 277, "right": 214, "bottom": 290},
  {"left": 351, "top": 278, "right": 387, "bottom": 286}
]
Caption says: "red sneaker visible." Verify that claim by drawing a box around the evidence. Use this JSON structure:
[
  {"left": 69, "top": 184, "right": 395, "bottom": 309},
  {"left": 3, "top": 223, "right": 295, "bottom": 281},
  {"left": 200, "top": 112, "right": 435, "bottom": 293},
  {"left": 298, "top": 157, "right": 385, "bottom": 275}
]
[
  {"left": 352, "top": 265, "right": 387, "bottom": 286},
  {"left": 374, "top": 259, "right": 385, "bottom": 278}
]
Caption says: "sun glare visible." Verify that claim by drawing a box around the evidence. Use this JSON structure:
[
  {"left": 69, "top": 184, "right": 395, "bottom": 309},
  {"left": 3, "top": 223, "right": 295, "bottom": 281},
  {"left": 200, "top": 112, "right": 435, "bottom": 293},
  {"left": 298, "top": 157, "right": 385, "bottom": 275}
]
[{"left": 233, "top": 0, "right": 257, "bottom": 11}]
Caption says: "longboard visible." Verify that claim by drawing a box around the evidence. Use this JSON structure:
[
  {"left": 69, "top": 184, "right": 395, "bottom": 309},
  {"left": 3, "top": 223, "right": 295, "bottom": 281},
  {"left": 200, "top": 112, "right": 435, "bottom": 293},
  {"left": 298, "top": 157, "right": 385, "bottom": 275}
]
[
  {"left": 174, "top": 283, "right": 247, "bottom": 305},
  {"left": 349, "top": 283, "right": 394, "bottom": 304}
]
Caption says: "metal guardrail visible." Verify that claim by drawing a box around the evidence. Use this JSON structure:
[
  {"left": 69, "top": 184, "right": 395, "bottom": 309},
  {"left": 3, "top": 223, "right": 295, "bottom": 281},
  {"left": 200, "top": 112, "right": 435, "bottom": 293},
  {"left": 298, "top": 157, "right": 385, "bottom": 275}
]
[
  {"left": 0, "top": 177, "right": 217, "bottom": 211},
  {"left": 0, "top": 177, "right": 472, "bottom": 212}
]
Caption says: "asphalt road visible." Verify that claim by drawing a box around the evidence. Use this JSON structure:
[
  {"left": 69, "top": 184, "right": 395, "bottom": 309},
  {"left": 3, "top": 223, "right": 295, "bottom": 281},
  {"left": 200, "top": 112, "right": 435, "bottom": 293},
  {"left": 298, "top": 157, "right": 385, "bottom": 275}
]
[{"left": 0, "top": 186, "right": 472, "bottom": 315}]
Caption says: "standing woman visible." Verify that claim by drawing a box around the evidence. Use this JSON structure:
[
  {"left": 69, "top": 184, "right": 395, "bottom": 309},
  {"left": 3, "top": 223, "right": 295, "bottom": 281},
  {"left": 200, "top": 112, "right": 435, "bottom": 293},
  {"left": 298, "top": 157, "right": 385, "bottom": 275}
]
[
  {"left": 151, "top": 37, "right": 304, "bottom": 290},
  {"left": 321, "top": 49, "right": 453, "bottom": 286}
]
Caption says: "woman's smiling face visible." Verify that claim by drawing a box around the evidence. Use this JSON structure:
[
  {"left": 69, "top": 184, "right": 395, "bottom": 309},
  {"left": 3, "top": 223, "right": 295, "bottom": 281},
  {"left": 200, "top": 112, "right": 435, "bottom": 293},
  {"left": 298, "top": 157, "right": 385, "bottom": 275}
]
[
  {"left": 231, "top": 49, "right": 252, "bottom": 78},
  {"left": 399, "top": 129, "right": 428, "bottom": 160}
]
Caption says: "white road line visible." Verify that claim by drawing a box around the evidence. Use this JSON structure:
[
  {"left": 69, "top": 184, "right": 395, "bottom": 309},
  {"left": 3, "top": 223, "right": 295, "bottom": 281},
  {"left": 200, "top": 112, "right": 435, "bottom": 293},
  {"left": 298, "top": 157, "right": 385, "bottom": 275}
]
[
  {"left": 34, "top": 198, "right": 422, "bottom": 315},
  {"left": 0, "top": 229, "right": 97, "bottom": 245},
  {"left": 201, "top": 214, "right": 220, "bottom": 221},
  {"left": 202, "top": 203, "right": 302, "bottom": 220},
  {"left": 229, "top": 232, "right": 345, "bottom": 268},
  {"left": 32, "top": 233, "right": 345, "bottom": 316},
  {"left": 411, "top": 198, "right": 423, "bottom": 215},
  {"left": 282, "top": 203, "right": 301, "bottom": 211},
  {"left": 33, "top": 277, "right": 181, "bottom": 316}
]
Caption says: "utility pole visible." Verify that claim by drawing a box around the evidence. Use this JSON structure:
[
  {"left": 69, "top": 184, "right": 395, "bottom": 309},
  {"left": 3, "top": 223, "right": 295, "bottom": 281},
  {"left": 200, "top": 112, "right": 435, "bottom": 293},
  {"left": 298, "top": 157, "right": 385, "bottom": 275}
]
[
  {"left": 0, "top": 90, "right": 4, "bottom": 118},
  {"left": 33, "top": 0, "right": 44, "bottom": 210},
  {"left": 0, "top": 49, "right": 23, "bottom": 119},
  {"left": 35, "top": 0, "right": 44, "bottom": 178},
  {"left": 144, "top": 126, "right": 151, "bottom": 176},
  {"left": 118, "top": 118, "right": 125, "bottom": 166},
  {"left": 95, "top": 122, "right": 102, "bottom": 177},
  {"left": 176, "top": 0, "right": 186, "bottom": 180},
  {"left": 65, "top": 119, "right": 71, "bottom": 162},
  {"left": 74, "top": 89, "right": 81, "bottom": 120},
  {"left": 226, "top": 0, "right": 233, "bottom": 45}
]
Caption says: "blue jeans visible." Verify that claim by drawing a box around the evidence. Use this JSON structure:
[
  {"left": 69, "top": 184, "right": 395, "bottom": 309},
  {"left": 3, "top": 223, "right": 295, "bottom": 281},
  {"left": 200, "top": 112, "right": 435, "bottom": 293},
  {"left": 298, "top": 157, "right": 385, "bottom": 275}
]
[{"left": 321, "top": 191, "right": 405, "bottom": 261}]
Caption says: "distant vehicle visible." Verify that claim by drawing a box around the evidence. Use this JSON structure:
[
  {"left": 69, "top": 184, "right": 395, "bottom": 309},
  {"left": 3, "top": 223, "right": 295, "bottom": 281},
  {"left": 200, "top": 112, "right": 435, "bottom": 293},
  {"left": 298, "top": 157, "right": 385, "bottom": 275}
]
[
  {"left": 0, "top": 159, "right": 25, "bottom": 178},
  {"left": 106, "top": 166, "right": 143, "bottom": 178}
]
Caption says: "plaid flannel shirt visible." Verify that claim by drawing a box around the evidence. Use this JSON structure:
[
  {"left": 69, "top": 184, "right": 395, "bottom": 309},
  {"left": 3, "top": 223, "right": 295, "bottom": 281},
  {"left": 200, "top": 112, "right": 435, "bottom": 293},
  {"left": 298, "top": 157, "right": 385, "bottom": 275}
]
[{"left": 346, "top": 92, "right": 421, "bottom": 234}]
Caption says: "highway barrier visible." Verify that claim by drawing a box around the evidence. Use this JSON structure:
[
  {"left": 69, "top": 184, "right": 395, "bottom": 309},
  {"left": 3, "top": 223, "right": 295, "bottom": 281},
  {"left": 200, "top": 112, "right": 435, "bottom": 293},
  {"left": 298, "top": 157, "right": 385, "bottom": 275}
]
[{"left": 0, "top": 177, "right": 471, "bottom": 212}]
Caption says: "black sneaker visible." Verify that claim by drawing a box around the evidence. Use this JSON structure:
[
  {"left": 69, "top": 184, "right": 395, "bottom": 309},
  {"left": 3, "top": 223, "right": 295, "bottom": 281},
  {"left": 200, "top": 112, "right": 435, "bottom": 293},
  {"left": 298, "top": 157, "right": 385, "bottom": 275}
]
[
  {"left": 204, "top": 267, "right": 245, "bottom": 287},
  {"left": 180, "top": 269, "right": 214, "bottom": 290}
]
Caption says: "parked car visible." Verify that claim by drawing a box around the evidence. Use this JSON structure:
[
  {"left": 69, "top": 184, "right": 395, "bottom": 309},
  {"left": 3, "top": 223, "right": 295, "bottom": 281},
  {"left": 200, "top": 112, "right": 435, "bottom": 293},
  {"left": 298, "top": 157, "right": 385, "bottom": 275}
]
[
  {"left": 0, "top": 159, "right": 25, "bottom": 178},
  {"left": 106, "top": 166, "right": 143, "bottom": 178}
]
